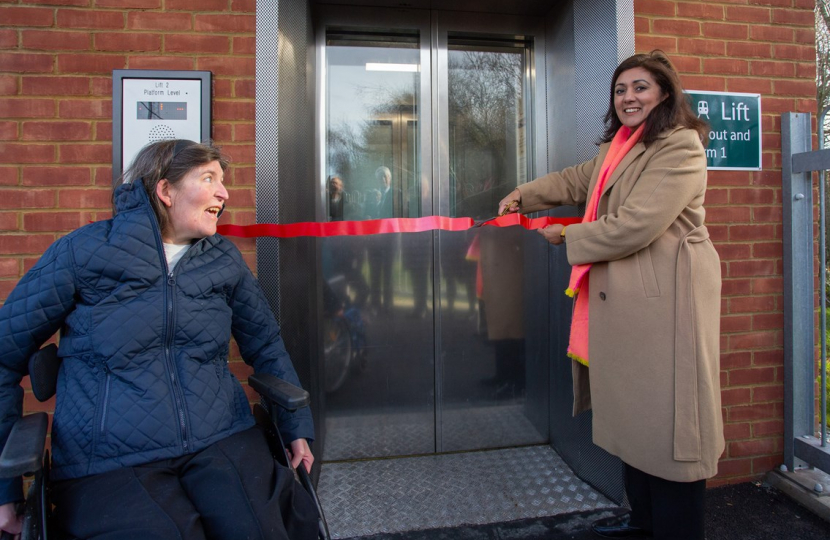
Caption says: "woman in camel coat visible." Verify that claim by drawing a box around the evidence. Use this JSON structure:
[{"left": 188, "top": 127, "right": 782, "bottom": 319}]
[{"left": 498, "top": 51, "right": 723, "bottom": 540}]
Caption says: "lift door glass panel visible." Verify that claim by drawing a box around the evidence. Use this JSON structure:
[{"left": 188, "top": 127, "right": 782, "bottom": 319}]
[
  {"left": 322, "top": 31, "right": 435, "bottom": 461},
  {"left": 439, "top": 37, "right": 547, "bottom": 452}
]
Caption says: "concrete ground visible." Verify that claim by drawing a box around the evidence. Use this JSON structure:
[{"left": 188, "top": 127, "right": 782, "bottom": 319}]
[{"left": 342, "top": 481, "right": 830, "bottom": 540}]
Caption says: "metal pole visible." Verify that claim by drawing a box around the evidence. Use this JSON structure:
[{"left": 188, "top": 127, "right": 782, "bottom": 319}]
[
  {"left": 782, "top": 113, "right": 817, "bottom": 471},
  {"left": 823, "top": 142, "right": 827, "bottom": 446}
]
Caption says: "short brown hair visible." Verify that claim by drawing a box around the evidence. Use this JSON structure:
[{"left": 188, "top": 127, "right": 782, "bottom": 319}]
[
  {"left": 600, "top": 50, "right": 708, "bottom": 146},
  {"left": 120, "top": 140, "right": 229, "bottom": 233}
]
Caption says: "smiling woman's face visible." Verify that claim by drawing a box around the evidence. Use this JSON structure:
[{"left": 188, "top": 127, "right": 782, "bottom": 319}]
[
  {"left": 159, "top": 160, "right": 228, "bottom": 245},
  {"left": 613, "top": 67, "right": 666, "bottom": 130}
]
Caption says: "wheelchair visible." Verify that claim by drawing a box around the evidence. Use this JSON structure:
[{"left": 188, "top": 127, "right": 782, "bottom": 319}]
[
  {"left": 0, "top": 344, "right": 330, "bottom": 540},
  {"left": 322, "top": 276, "right": 368, "bottom": 394}
]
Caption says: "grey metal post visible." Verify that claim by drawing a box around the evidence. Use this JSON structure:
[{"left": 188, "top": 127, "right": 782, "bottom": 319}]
[
  {"left": 820, "top": 106, "right": 830, "bottom": 448},
  {"left": 782, "top": 112, "right": 817, "bottom": 471}
]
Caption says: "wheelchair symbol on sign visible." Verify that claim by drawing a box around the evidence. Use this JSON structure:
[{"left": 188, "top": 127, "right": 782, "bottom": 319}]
[{"left": 697, "top": 101, "right": 709, "bottom": 119}]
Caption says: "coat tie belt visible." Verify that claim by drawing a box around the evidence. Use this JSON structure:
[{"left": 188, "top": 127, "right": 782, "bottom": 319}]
[{"left": 673, "top": 225, "right": 710, "bottom": 462}]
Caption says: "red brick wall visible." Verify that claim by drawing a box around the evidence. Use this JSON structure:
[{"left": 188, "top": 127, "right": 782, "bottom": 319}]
[
  {"left": 635, "top": 0, "right": 818, "bottom": 485},
  {"left": 0, "top": 0, "right": 820, "bottom": 483},
  {"left": 0, "top": 0, "right": 259, "bottom": 432}
]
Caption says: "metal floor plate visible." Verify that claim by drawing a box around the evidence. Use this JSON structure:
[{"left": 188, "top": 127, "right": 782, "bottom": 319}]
[
  {"left": 324, "top": 404, "right": 546, "bottom": 461},
  {"left": 317, "top": 445, "right": 615, "bottom": 538}
]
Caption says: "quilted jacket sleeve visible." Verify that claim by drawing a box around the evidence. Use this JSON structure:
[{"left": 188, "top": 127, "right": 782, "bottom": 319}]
[
  {"left": 0, "top": 237, "right": 77, "bottom": 505},
  {"left": 228, "top": 261, "right": 315, "bottom": 444}
]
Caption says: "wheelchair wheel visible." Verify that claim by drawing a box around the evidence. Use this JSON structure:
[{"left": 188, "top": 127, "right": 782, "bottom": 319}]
[{"left": 323, "top": 316, "right": 351, "bottom": 393}]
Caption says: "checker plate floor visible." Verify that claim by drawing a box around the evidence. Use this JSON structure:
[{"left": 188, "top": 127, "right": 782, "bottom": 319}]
[
  {"left": 317, "top": 445, "right": 614, "bottom": 538},
  {"left": 323, "top": 404, "right": 546, "bottom": 461}
]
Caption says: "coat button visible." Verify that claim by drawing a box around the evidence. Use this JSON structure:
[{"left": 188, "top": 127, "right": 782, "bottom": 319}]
[{"left": 599, "top": 292, "right": 606, "bottom": 301}]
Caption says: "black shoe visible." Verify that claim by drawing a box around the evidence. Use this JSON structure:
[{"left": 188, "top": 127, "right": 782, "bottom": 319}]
[{"left": 591, "top": 514, "right": 652, "bottom": 538}]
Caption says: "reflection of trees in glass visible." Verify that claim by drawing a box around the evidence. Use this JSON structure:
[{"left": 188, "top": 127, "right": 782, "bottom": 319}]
[
  {"left": 327, "top": 82, "right": 418, "bottom": 218},
  {"left": 328, "top": 122, "right": 366, "bottom": 182},
  {"left": 448, "top": 50, "right": 524, "bottom": 218}
]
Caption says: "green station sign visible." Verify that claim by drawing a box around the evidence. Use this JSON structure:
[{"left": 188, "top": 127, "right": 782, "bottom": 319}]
[{"left": 684, "top": 90, "right": 762, "bottom": 170}]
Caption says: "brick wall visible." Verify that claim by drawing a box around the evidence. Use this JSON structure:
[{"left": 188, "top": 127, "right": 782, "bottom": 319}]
[
  {"left": 0, "top": 0, "right": 259, "bottom": 434},
  {"left": 635, "top": 0, "right": 818, "bottom": 485},
  {"left": 0, "top": 0, "right": 821, "bottom": 484}
]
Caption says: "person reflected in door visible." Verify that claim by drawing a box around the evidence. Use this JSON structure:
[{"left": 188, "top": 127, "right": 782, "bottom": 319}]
[
  {"left": 368, "top": 166, "right": 397, "bottom": 314},
  {"left": 326, "top": 174, "right": 369, "bottom": 308},
  {"left": 475, "top": 225, "right": 526, "bottom": 398},
  {"left": 365, "top": 189, "right": 382, "bottom": 220},
  {"left": 327, "top": 174, "right": 345, "bottom": 222},
  {"left": 0, "top": 140, "right": 318, "bottom": 540},
  {"left": 497, "top": 51, "right": 722, "bottom": 540},
  {"left": 376, "top": 165, "right": 394, "bottom": 219},
  {"left": 402, "top": 178, "right": 431, "bottom": 319}
]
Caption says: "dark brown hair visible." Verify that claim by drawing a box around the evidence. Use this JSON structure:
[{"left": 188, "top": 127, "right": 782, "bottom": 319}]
[
  {"left": 600, "top": 50, "right": 708, "bottom": 145},
  {"left": 120, "top": 139, "right": 229, "bottom": 233}
]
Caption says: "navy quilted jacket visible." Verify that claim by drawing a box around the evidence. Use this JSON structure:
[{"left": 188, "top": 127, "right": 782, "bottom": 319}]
[{"left": 0, "top": 179, "right": 314, "bottom": 504}]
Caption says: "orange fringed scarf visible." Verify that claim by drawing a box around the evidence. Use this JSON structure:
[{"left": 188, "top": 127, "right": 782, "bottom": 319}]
[{"left": 566, "top": 124, "right": 644, "bottom": 366}]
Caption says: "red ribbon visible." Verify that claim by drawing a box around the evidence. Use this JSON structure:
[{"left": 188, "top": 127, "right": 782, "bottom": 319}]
[{"left": 216, "top": 213, "right": 581, "bottom": 238}]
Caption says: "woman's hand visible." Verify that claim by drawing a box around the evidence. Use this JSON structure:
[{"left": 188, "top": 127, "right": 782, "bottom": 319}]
[
  {"left": 537, "top": 224, "right": 566, "bottom": 246},
  {"left": 288, "top": 438, "right": 314, "bottom": 473},
  {"left": 0, "top": 502, "right": 22, "bottom": 539},
  {"left": 497, "top": 189, "right": 522, "bottom": 216}
]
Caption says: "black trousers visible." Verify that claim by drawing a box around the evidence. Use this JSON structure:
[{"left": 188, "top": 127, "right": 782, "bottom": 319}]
[
  {"left": 51, "top": 427, "right": 318, "bottom": 540},
  {"left": 625, "top": 463, "right": 706, "bottom": 540}
]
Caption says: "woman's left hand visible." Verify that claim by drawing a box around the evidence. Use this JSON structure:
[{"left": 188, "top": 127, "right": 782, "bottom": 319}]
[
  {"left": 288, "top": 438, "right": 314, "bottom": 473},
  {"left": 537, "top": 224, "right": 566, "bottom": 245}
]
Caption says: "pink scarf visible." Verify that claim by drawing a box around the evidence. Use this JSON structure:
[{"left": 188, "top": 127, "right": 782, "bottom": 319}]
[{"left": 566, "top": 124, "right": 644, "bottom": 366}]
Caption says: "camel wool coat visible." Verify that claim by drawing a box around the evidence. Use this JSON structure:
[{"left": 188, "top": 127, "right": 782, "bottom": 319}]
[{"left": 517, "top": 126, "right": 724, "bottom": 482}]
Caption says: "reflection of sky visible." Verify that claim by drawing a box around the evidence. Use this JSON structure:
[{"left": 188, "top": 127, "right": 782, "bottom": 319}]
[{"left": 327, "top": 46, "right": 419, "bottom": 126}]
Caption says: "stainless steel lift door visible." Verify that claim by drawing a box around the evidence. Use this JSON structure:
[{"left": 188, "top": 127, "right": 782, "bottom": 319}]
[{"left": 317, "top": 7, "right": 549, "bottom": 460}]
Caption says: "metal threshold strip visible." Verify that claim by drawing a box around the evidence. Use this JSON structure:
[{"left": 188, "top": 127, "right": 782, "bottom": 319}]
[{"left": 316, "top": 445, "right": 614, "bottom": 538}]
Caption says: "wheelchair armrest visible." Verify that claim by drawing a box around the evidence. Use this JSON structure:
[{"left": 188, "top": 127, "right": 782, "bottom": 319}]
[
  {"left": 248, "top": 374, "right": 310, "bottom": 412},
  {"left": 0, "top": 412, "right": 48, "bottom": 478}
]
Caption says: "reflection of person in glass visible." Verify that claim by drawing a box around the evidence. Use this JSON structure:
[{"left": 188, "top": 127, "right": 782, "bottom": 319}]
[
  {"left": 326, "top": 174, "right": 369, "bottom": 308},
  {"left": 376, "top": 166, "right": 394, "bottom": 219},
  {"left": 402, "top": 176, "right": 430, "bottom": 319},
  {"left": 364, "top": 189, "right": 382, "bottom": 219},
  {"left": 498, "top": 51, "right": 721, "bottom": 540},
  {"left": 327, "top": 174, "right": 345, "bottom": 222},
  {"left": 368, "top": 166, "right": 395, "bottom": 313},
  {"left": 473, "top": 227, "right": 525, "bottom": 397}
]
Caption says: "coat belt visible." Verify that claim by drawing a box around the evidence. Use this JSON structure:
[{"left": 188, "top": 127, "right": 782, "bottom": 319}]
[{"left": 673, "top": 225, "right": 709, "bottom": 462}]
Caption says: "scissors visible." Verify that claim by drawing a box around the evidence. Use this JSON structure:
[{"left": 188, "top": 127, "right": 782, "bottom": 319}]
[{"left": 472, "top": 200, "right": 520, "bottom": 227}]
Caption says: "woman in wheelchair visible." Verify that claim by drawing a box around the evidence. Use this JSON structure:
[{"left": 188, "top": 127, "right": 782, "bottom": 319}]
[{"left": 0, "top": 140, "right": 318, "bottom": 539}]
